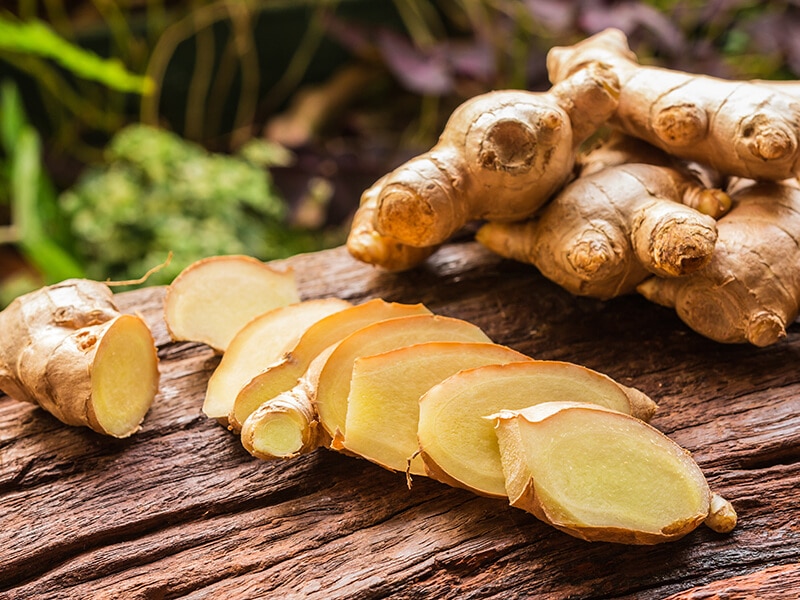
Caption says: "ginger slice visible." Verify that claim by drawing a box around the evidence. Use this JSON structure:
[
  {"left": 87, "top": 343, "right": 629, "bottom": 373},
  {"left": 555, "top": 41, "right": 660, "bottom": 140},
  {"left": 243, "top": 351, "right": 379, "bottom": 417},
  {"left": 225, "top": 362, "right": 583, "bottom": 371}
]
[
  {"left": 417, "top": 361, "right": 657, "bottom": 498},
  {"left": 315, "top": 315, "right": 492, "bottom": 446},
  {"left": 0, "top": 280, "right": 160, "bottom": 437},
  {"left": 493, "top": 402, "right": 735, "bottom": 544},
  {"left": 164, "top": 255, "right": 300, "bottom": 353},
  {"left": 241, "top": 315, "right": 492, "bottom": 460},
  {"left": 202, "top": 298, "right": 352, "bottom": 422},
  {"left": 240, "top": 381, "right": 320, "bottom": 459},
  {"left": 228, "top": 299, "right": 431, "bottom": 431},
  {"left": 342, "top": 341, "right": 532, "bottom": 476}
]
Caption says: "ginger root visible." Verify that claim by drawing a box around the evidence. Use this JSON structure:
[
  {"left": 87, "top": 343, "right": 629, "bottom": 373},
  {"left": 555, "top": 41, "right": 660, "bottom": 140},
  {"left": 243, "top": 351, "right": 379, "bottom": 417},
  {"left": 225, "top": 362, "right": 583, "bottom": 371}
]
[
  {"left": 0, "top": 279, "right": 160, "bottom": 437},
  {"left": 346, "top": 175, "right": 438, "bottom": 272},
  {"left": 638, "top": 178, "right": 800, "bottom": 346},
  {"left": 354, "top": 60, "right": 619, "bottom": 260},
  {"left": 547, "top": 28, "right": 800, "bottom": 181},
  {"left": 476, "top": 162, "right": 725, "bottom": 299},
  {"left": 493, "top": 402, "right": 736, "bottom": 544}
]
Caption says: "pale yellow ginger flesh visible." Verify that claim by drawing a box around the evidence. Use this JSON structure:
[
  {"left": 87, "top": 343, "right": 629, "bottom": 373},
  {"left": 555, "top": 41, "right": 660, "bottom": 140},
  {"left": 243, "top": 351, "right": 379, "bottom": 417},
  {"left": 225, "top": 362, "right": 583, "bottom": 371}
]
[
  {"left": 342, "top": 341, "right": 532, "bottom": 476},
  {"left": 228, "top": 299, "right": 431, "bottom": 431},
  {"left": 638, "top": 179, "right": 800, "bottom": 346},
  {"left": 240, "top": 382, "right": 320, "bottom": 460},
  {"left": 240, "top": 346, "right": 336, "bottom": 459},
  {"left": 352, "top": 61, "right": 619, "bottom": 261},
  {"left": 493, "top": 402, "right": 736, "bottom": 544},
  {"left": 315, "top": 314, "right": 492, "bottom": 447},
  {"left": 164, "top": 255, "right": 300, "bottom": 353},
  {"left": 90, "top": 314, "right": 161, "bottom": 437},
  {"left": 547, "top": 28, "right": 800, "bottom": 181},
  {"left": 476, "top": 163, "right": 723, "bottom": 300},
  {"left": 202, "top": 298, "right": 352, "bottom": 421},
  {"left": 240, "top": 315, "right": 492, "bottom": 460},
  {"left": 417, "top": 361, "right": 657, "bottom": 498},
  {"left": 0, "top": 279, "right": 160, "bottom": 437}
]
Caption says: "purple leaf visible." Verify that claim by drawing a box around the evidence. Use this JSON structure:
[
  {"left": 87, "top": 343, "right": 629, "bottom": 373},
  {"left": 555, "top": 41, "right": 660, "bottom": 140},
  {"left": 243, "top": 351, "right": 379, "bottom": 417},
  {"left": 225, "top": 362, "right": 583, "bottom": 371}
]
[{"left": 376, "top": 28, "right": 454, "bottom": 95}]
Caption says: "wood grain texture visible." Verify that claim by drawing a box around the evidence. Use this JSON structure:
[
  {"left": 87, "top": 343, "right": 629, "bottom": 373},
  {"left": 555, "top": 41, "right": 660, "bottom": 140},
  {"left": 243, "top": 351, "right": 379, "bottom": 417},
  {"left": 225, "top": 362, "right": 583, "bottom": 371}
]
[{"left": 1, "top": 242, "right": 799, "bottom": 599}]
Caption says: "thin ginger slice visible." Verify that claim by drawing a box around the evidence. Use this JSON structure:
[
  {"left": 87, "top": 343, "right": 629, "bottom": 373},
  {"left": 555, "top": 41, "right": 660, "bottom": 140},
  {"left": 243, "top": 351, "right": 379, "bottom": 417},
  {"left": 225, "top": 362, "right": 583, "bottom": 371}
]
[
  {"left": 493, "top": 402, "right": 736, "bottom": 544},
  {"left": 0, "top": 280, "right": 160, "bottom": 437},
  {"left": 342, "top": 341, "right": 532, "bottom": 476},
  {"left": 315, "top": 315, "right": 492, "bottom": 446},
  {"left": 241, "top": 315, "right": 492, "bottom": 460},
  {"left": 202, "top": 298, "right": 352, "bottom": 421},
  {"left": 164, "top": 255, "right": 300, "bottom": 353},
  {"left": 417, "top": 361, "right": 657, "bottom": 498},
  {"left": 229, "top": 299, "right": 431, "bottom": 431}
]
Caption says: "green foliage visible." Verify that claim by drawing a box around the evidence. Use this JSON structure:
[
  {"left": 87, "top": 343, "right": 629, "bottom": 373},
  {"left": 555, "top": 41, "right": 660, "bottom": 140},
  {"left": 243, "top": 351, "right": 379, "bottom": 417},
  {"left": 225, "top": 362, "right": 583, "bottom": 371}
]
[
  {"left": 0, "top": 80, "right": 84, "bottom": 298},
  {"left": 0, "top": 17, "right": 153, "bottom": 95},
  {"left": 59, "top": 124, "right": 337, "bottom": 286}
]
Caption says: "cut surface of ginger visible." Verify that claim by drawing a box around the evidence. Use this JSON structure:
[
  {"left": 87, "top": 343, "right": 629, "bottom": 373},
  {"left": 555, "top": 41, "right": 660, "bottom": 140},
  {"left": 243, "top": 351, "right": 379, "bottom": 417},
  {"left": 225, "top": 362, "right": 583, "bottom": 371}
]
[
  {"left": 342, "top": 341, "right": 531, "bottom": 475},
  {"left": 417, "top": 361, "right": 657, "bottom": 498},
  {"left": 203, "top": 298, "right": 351, "bottom": 421},
  {"left": 243, "top": 386, "right": 317, "bottom": 460},
  {"left": 316, "top": 315, "right": 492, "bottom": 445},
  {"left": 229, "top": 299, "right": 431, "bottom": 430},
  {"left": 164, "top": 255, "right": 300, "bottom": 352},
  {"left": 493, "top": 402, "right": 717, "bottom": 544},
  {"left": 89, "top": 314, "right": 160, "bottom": 437}
]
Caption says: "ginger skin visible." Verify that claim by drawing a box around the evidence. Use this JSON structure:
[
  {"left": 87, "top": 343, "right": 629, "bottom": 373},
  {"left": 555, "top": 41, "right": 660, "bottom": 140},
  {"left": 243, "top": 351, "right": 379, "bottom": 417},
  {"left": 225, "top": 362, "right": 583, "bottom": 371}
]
[
  {"left": 547, "top": 28, "right": 800, "bottom": 181},
  {"left": 638, "top": 179, "right": 800, "bottom": 347},
  {"left": 477, "top": 163, "right": 726, "bottom": 299},
  {"left": 0, "top": 279, "right": 160, "bottom": 437},
  {"left": 346, "top": 175, "right": 438, "bottom": 272},
  {"left": 362, "top": 61, "right": 619, "bottom": 253}
]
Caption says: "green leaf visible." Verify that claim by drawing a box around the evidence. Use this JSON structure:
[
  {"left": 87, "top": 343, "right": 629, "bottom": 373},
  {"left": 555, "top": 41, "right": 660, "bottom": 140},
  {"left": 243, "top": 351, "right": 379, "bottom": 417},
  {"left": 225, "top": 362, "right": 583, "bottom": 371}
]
[
  {"left": 0, "top": 79, "right": 25, "bottom": 153},
  {"left": 0, "top": 17, "right": 153, "bottom": 95},
  {"left": 11, "top": 128, "right": 84, "bottom": 282}
]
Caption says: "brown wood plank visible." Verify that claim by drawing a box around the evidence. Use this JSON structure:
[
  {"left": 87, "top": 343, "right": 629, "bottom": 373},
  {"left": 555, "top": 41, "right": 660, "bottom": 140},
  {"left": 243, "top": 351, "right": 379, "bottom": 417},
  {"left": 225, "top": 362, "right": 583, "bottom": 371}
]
[{"left": 1, "top": 242, "right": 799, "bottom": 599}]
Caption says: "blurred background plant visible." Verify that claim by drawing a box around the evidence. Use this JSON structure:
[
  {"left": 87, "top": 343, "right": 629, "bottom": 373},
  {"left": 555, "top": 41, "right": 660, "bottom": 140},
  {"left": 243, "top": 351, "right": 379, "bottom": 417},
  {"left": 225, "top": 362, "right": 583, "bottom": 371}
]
[{"left": 1, "top": 0, "right": 799, "bottom": 305}]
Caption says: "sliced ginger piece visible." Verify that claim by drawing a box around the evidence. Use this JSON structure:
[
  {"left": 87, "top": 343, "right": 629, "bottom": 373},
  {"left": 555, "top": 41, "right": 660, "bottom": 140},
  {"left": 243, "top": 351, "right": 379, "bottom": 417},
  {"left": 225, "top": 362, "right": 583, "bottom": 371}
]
[
  {"left": 417, "top": 361, "right": 657, "bottom": 498},
  {"left": 0, "top": 279, "right": 160, "bottom": 437},
  {"left": 315, "top": 314, "right": 492, "bottom": 445},
  {"left": 493, "top": 402, "right": 736, "bottom": 544},
  {"left": 202, "top": 298, "right": 352, "bottom": 421},
  {"left": 342, "top": 341, "right": 532, "bottom": 476},
  {"left": 164, "top": 255, "right": 300, "bottom": 353},
  {"left": 229, "top": 299, "right": 431, "bottom": 431},
  {"left": 241, "top": 380, "right": 320, "bottom": 460},
  {"left": 241, "top": 347, "right": 334, "bottom": 459},
  {"left": 241, "top": 315, "right": 491, "bottom": 460}
]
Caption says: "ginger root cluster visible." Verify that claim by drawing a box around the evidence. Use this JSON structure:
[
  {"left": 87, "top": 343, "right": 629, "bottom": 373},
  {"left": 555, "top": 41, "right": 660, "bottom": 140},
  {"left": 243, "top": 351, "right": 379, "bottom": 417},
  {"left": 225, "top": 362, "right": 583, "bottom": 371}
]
[{"left": 346, "top": 28, "right": 800, "bottom": 347}]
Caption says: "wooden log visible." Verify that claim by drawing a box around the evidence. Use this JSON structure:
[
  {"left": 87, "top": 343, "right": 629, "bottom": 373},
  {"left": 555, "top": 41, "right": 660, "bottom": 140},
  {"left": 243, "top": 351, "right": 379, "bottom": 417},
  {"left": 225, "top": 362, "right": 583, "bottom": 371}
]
[{"left": 1, "top": 242, "right": 799, "bottom": 599}]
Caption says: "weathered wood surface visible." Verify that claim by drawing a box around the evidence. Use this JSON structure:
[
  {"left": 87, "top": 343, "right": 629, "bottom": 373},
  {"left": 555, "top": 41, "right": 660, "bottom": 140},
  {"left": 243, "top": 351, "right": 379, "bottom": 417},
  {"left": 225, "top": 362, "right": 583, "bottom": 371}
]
[{"left": 1, "top": 242, "right": 799, "bottom": 599}]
